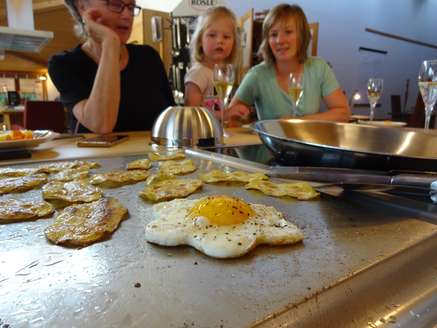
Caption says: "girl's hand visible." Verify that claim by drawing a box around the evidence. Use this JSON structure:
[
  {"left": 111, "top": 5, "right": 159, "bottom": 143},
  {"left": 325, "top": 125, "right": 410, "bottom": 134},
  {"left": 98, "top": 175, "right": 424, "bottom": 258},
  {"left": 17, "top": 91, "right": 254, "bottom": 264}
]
[
  {"left": 226, "top": 105, "right": 250, "bottom": 122},
  {"left": 83, "top": 9, "right": 119, "bottom": 45}
]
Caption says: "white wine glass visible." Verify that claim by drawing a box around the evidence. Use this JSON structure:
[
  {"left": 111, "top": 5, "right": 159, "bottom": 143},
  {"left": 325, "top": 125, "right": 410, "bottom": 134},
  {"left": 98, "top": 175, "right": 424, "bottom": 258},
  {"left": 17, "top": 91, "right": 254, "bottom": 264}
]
[
  {"left": 367, "top": 78, "right": 383, "bottom": 121},
  {"left": 288, "top": 73, "right": 303, "bottom": 115},
  {"left": 213, "top": 63, "right": 235, "bottom": 136},
  {"left": 418, "top": 59, "right": 437, "bottom": 130}
]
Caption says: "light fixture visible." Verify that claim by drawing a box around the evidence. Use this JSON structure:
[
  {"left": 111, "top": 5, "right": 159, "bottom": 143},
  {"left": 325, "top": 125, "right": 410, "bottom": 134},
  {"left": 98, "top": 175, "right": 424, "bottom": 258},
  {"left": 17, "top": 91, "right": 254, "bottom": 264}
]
[
  {"left": 38, "top": 74, "right": 47, "bottom": 81},
  {"left": 349, "top": 90, "right": 362, "bottom": 111}
]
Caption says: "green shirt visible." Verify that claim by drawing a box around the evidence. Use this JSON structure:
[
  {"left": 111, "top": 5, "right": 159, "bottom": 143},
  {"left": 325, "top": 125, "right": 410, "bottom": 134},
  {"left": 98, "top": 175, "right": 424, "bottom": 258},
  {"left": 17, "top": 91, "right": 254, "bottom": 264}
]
[{"left": 235, "top": 57, "right": 340, "bottom": 120}]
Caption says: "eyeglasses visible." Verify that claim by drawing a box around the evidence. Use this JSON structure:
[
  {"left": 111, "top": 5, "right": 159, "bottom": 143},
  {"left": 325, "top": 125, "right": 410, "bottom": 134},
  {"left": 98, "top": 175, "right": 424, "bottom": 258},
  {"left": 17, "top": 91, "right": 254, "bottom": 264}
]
[{"left": 102, "top": 0, "right": 141, "bottom": 16}]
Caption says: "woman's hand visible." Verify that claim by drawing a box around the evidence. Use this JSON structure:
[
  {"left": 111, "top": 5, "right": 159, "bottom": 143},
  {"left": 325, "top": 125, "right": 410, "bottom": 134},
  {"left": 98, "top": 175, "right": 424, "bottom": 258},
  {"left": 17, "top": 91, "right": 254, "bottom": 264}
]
[{"left": 83, "top": 8, "right": 119, "bottom": 46}]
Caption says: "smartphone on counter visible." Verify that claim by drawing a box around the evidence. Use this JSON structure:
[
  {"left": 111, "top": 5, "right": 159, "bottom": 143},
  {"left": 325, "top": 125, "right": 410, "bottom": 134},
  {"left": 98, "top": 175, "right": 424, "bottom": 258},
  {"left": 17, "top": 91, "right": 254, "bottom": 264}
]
[{"left": 76, "top": 135, "right": 129, "bottom": 147}]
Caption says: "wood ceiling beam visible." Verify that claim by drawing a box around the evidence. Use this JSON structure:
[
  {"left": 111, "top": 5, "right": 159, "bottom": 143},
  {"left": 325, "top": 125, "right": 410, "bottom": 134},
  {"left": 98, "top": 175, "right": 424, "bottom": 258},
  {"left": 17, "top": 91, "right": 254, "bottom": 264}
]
[
  {"left": 7, "top": 51, "right": 48, "bottom": 67},
  {"left": 33, "top": 0, "right": 64, "bottom": 13}
]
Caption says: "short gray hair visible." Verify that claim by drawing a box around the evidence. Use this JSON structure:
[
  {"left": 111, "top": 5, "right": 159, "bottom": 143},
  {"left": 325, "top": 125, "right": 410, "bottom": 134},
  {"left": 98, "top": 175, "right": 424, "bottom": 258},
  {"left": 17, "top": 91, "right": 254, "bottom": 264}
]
[{"left": 64, "top": 0, "right": 87, "bottom": 39}]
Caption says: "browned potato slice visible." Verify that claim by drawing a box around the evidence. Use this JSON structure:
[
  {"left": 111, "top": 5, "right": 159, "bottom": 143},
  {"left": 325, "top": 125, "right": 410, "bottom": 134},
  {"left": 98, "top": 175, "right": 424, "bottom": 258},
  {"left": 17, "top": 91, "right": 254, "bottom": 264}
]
[
  {"left": 45, "top": 197, "right": 128, "bottom": 246},
  {"left": 37, "top": 160, "right": 100, "bottom": 173},
  {"left": 0, "top": 199, "right": 54, "bottom": 221},
  {"left": 148, "top": 150, "right": 185, "bottom": 161},
  {"left": 127, "top": 158, "right": 152, "bottom": 170},
  {"left": 245, "top": 180, "right": 319, "bottom": 200},
  {"left": 0, "top": 174, "right": 47, "bottom": 195},
  {"left": 159, "top": 159, "right": 196, "bottom": 175},
  {"left": 199, "top": 170, "right": 268, "bottom": 183},
  {"left": 42, "top": 180, "right": 102, "bottom": 208},
  {"left": 49, "top": 168, "right": 89, "bottom": 182},
  {"left": 140, "top": 178, "right": 202, "bottom": 202},
  {"left": 0, "top": 167, "right": 39, "bottom": 179},
  {"left": 90, "top": 169, "right": 149, "bottom": 188}
]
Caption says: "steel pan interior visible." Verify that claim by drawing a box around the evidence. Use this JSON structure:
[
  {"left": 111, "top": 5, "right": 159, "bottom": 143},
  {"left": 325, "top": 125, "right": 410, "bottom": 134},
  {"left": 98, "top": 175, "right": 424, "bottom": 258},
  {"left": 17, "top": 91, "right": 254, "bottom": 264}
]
[{"left": 252, "top": 119, "right": 437, "bottom": 171}]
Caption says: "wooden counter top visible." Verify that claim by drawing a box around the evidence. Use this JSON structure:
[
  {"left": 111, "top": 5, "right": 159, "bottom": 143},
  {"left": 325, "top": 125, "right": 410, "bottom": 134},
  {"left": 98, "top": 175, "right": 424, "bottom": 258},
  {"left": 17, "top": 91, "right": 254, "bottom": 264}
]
[{"left": 0, "top": 128, "right": 261, "bottom": 166}]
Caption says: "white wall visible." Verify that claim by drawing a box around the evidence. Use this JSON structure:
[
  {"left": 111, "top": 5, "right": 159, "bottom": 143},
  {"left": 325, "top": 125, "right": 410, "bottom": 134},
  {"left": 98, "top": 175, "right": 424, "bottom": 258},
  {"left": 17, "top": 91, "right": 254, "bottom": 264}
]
[{"left": 229, "top": 0, "right": 437, "bottom": 118}]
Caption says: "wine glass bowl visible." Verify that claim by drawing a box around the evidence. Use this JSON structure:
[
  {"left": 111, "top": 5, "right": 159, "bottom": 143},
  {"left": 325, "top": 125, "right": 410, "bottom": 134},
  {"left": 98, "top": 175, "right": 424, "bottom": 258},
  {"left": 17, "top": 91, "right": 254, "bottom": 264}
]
[
  {"left": 288, "top": 73, "right": 303, "bottom": 114},
  {"left": 213, "top": 64, "right": 235, "bottom": 137},
  {"left": 418, "top": 59, "right": 437, "bottom": 130},
  {"left": 367, "top": 78, "right": 383, "bottom": 121}
]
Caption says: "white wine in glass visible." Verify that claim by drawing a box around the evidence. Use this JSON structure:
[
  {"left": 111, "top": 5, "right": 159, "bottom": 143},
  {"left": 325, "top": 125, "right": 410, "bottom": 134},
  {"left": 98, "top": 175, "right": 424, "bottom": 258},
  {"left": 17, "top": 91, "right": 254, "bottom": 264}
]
[
  {"left": 367, "top": 78, "right": 383, "bottom": 121},
  {"left": 213, "top": 63, "right": 235, "bottom": 136},
  {"left": 418, "top": 59, "right": 437, "bottom": 130},
  {"left": 288, "top": 73, "right": 303, "bottom": 114}
]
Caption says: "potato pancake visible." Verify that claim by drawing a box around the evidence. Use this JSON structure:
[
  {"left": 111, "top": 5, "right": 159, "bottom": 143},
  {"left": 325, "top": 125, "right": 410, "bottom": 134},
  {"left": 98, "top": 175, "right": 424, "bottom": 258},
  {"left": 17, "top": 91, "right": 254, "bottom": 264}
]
[
  {"left": 200, "top": 170, "right": 268, "bottom": 183},
  {"left": 245, "top": 180, "right": 320, "bottom": 200},
  {"left": 0, "top": 167, "right": 39, "bottom": 179},
  {"left": 0, "top": 174, "right": 47, "bottom": 195},
  {"left": 0, "top": 199, "right": 54, "bottom": 221},
  {"left": 140, "top": 178, "right": 202, "bottom": 202},
  {"left": 90, "top": 169, "right": 149, "bottom": 188},
  {"left": 45, "top": 197, "right": 128, "bottom": 246},
  {"left": 49, "top": 168, "right": 89, "bottom": 182},
  {"left": 42, "top": 180, "right": 102, "bottom": 208},
  {"left": 127, "top": 158, "right": 152, "bottom": 170},
  {"left": 159, "top": 159, "right": 197, "bottom": 175}
]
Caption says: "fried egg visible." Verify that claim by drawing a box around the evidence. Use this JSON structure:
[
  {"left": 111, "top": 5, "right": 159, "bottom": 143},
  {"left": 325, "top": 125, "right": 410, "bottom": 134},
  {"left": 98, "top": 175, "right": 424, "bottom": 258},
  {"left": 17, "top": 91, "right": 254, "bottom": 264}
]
[
  {"left": 45, "top": 197, "right": 128, "bottom": 246},
  {"left": 0, "top": 174, "right": 47, "bottom": 195},
  {"left": 90, "top": 169, "right": 149, "bottom": 188},
  {"left": 140, "top": 178, "right": 202, "bottom": 202},
  {"left": 199, "top": 170, "right": 268, "bottom": 183},
  {"left": 245, "top": 180, "right": 320, "bottom": 200},
  {"left": 0, "top": 199, "right": 54, "bottom": 221},
  {"left": 127, "top": 158, "right": 152, "bottom": 170},
  {"left": 145, "top": 195, "right": 304, "bottom": 258},
  {"left": 159, "top": 159, "right": 197, "bottom": 175}
]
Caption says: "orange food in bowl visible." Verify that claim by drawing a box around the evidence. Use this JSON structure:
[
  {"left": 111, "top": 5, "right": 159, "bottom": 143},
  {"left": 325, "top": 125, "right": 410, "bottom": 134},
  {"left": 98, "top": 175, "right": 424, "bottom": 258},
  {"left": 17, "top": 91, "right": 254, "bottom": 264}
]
[{"left": 0, "top": 130, "right": 33, "bottom": 141}]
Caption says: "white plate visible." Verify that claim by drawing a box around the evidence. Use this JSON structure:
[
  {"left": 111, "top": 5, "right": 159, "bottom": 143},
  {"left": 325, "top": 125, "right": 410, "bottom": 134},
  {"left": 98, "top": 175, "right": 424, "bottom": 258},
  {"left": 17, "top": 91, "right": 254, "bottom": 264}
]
[
  {"left": 357, "top": 120, "right": 407, "bottom": 127},
  {"left": 0, "top": 130, "right": 58, "bottom": 149},
  {"left": 351, "top": 115, "right": 370, "bottom": 121}
]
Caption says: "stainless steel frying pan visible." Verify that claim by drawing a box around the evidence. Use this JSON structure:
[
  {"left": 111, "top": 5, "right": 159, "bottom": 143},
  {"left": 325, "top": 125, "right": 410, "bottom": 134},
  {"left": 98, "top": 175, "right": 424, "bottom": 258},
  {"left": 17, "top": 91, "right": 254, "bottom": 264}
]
[{"left": 251, "top": 119, "right": 437, "bottom": 171}]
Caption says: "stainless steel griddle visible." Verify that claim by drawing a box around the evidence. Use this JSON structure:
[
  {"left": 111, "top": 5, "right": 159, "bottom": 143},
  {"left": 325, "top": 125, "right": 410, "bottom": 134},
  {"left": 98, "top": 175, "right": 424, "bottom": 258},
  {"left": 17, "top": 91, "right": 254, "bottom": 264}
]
[{"left": 0, "top": 151, "right": 436, "bottom": 328}]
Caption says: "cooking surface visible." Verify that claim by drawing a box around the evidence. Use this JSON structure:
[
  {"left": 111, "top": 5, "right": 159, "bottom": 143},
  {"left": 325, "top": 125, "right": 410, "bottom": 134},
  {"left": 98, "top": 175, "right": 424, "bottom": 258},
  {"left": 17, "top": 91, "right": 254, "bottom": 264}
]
[{"left": 0, "top": 154, "right": 436, "bottom": 327}]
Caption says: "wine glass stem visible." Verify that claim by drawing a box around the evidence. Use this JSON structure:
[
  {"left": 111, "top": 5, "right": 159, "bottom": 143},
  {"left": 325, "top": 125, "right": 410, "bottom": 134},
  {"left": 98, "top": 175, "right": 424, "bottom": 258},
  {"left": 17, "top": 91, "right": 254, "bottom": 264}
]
[
  {"left": 424, "top": 105, "right": 433, "bottom": 130},
  {"left": 370, "top": 104, "right": 375, "bottom": 121}
]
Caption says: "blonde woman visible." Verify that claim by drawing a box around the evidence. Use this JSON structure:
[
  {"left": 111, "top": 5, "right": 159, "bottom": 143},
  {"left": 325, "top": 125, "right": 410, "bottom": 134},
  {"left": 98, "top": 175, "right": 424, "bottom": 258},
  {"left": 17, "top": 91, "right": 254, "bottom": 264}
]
[
  {"left": 228, "top": 4, "right": 349, "bottom": 122},
  {"left": 48, "top": 0, "right": 174, "bottom": 133},
  {"left": 184, "top": 6, "right": 239, "bottom": 109}
]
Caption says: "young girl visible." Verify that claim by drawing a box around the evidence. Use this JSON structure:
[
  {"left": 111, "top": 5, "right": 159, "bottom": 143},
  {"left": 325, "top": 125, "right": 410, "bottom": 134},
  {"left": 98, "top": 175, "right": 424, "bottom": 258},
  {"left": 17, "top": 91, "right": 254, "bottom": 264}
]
[{"left": 184, "top": 6, "right": 239, "bottom": 111}]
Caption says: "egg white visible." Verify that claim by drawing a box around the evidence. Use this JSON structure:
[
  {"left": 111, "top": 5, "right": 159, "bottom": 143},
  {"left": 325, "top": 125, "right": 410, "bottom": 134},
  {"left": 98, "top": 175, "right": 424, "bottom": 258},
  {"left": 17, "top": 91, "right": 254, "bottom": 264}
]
[{"left": 145, "top": 197, "right": 304, "bottom": 258}]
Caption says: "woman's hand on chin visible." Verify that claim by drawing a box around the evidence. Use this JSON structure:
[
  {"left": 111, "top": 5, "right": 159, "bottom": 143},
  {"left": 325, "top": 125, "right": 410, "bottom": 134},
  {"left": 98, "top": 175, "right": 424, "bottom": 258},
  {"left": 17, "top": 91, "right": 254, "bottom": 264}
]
[{"left": 83, "top": 8, "right": 120, "bottom": 45}]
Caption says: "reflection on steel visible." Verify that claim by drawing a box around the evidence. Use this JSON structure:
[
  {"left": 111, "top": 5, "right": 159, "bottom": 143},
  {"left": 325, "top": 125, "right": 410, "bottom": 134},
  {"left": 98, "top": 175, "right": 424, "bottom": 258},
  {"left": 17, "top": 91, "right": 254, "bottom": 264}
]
[
  {"left": 152, "top": 106, "right": 222, "bottom": 147},
  {"left": 252, "top": 119, "right": 437, "bottom": 171}
]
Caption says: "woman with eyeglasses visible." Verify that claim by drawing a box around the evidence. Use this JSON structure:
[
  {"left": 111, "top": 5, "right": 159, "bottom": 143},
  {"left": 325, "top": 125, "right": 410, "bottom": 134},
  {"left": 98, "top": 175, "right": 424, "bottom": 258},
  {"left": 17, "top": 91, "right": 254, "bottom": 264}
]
[{"left": 48, "top": 0, "right": 174, "bottom": 133}]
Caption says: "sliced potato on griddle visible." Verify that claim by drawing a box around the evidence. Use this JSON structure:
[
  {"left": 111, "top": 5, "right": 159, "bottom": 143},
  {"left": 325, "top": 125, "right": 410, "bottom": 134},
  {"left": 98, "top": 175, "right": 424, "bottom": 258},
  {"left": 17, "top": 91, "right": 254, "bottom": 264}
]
[
  {"left": 127, "top": 158, "right": 152, "bottom": 170},
  {"left": 140, "top": 178, "right": 202, "bottom": 202},
  {"left": 148, "top": 150, "right": 185, "bottom": 161},
  {"left": 90, "top": 169, "right": 149, "bottom": 188},
  {"left": 0, "top": 199, "right": 54, "bottom": 221},
  {"left": 245, "top": 180, "right": 320, "bottom": 200},
  {"left": 45, "top": 197, "right": 128, "bottom": 246},
  {"left": 37, "top": 160, "right": 100, "bottom": 173},
  {"left": 199, "top": 170, "right": 268, "bottom": 183},
  {"left": 159, "top": 159, "right": 197, "bottom": 175},
  {"left": 0, "top": 167, "right": 39, "bottom": 179},
  {"left": 49, "top": 168, "right": 89, "bottom": 182},
  {"left": 42, "top": 180, "right": 102, "bottom": 208},
  {"left": 0, "top": 174, "right": 47, "bottom": 195}
]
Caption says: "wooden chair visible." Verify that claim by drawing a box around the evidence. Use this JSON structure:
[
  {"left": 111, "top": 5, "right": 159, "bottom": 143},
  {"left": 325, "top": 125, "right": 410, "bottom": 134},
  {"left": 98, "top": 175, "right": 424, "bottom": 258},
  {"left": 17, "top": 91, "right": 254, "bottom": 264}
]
[{"left": 24, "top": 100, "right": 67, "bottom": 133}]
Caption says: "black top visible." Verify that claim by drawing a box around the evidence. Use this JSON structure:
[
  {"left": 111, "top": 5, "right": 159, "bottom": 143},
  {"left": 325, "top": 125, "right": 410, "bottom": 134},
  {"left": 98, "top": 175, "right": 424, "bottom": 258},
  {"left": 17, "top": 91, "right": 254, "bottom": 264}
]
[{"left": 48, "top": 44, "right": 175, "bottom": 133}]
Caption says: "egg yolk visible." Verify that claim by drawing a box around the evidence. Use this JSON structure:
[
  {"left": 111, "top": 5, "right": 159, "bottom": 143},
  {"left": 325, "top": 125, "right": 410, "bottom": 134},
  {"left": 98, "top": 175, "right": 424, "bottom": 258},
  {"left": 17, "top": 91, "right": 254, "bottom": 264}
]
[{"left": 188, "top": 195, "right": 254, "bottom": 225}]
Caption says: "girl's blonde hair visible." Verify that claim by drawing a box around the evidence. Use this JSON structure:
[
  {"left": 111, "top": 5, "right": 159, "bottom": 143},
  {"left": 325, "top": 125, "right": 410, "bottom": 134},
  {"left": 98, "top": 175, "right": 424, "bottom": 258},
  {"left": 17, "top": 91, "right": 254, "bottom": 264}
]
[
  {"left": 258, "top": 4, "right": 311, "bottom": 65},
  {"left": 189, "top": 6, "right": 240, "bottom": 65}
]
